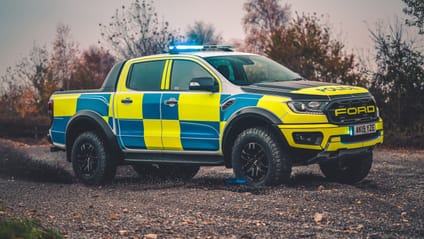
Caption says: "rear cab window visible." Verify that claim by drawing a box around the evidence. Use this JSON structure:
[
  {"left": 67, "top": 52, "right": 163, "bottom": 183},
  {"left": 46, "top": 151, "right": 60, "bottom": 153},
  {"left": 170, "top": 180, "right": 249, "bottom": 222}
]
[{"left": 127, "top": 60, "right": 165, "bottom": 91}]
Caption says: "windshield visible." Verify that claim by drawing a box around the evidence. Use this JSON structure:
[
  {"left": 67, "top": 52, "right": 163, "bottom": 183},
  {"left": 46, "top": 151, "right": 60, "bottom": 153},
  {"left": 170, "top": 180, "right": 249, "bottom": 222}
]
[{"left": 204, "top": 55, "right": 301, "bottom": 86}]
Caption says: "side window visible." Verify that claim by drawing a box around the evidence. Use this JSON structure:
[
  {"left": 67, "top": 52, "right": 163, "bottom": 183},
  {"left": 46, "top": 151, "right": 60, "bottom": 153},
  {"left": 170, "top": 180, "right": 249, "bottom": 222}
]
[
  {"left": 127, "top": 60, "right": 165, "bottom": 91},
  {"left": 170, "top": 60, "right": 213, "bottom": 91}
]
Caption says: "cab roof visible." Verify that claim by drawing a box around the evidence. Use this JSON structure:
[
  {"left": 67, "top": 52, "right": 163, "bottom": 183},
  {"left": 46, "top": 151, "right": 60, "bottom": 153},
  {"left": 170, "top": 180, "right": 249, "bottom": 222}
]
[
  {"left": 166, "top": 44, "right": 255, "bottom": 58},
  {"left": 183, "top": 51, "right": 254, "bottom": 58}
]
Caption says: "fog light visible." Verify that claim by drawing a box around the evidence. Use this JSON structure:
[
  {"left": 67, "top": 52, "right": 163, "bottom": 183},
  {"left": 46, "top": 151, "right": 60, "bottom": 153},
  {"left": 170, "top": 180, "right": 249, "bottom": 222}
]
[{"left": 293, "top": 132, "right": 323, "bottom": 145}]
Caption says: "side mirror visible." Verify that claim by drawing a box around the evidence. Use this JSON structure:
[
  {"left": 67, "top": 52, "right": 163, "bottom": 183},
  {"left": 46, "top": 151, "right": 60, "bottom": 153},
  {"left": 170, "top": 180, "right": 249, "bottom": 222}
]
[{"left": 189, "top": 77, "right": 219, "bottom": 92}]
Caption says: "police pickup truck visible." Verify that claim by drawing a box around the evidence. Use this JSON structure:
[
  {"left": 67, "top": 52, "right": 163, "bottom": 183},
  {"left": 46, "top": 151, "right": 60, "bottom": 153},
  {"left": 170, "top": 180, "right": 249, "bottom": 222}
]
[{"left": 48, "top": 45, "right": 383, "bottom": 186}]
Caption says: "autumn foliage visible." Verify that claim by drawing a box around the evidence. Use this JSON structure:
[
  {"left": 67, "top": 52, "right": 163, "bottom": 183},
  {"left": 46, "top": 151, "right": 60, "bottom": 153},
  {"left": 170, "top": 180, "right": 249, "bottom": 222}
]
[
  {"left": 266, "top": 13, "right": 365, "bottom": 86},
  {"left": 0, "top": 24, "right": 115, "bottom": 139}
]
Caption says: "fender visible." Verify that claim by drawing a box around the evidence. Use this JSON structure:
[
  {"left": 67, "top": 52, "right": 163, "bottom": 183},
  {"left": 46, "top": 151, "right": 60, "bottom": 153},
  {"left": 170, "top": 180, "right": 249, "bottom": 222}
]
[
  {"left": 221, "top": 107, "right": 284, "bottom": 166},
  {"left": 65, "top": 110, "right": 122, "bottom": 161}
]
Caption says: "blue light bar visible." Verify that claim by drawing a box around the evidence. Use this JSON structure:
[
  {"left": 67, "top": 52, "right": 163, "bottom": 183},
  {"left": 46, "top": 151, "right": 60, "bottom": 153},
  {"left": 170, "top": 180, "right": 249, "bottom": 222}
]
[
  {"left": 168, "top": 44, "right": 233, "bottom": 54},
  {"left": 169, "top": 45, "right": 204, "bottom": 51}
]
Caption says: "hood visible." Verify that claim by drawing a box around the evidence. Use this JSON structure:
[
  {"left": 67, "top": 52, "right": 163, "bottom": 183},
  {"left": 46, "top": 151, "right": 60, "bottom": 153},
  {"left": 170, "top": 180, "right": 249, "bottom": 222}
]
[{"left": 241, "top": 80, "right": 371, "bottom": 100}]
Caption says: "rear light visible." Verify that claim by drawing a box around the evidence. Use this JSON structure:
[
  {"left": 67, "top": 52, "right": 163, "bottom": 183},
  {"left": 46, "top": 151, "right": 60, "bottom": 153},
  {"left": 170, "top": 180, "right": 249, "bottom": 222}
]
[{"left": 48, "top": 99, "right": 54, "bottom": 128}]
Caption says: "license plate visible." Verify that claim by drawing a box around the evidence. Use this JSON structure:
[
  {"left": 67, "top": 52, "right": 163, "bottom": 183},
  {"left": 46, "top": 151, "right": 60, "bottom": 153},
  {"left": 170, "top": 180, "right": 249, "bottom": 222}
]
[{"left": 352, "top": 123, "right": 376, "bottom": 136}]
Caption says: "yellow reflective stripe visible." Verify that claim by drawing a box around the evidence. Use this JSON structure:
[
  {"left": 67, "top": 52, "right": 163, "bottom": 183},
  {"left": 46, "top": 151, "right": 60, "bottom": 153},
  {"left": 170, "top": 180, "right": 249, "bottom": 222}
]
[
  {"left": 219, "top": 121, "right": 226, "bottom": 152},
  {"left": 162, "top": 60, "right": 172, "bottom": 90},
  {"left": 52, "top": 94, "right": 80, "bottom": 117},
  {"left": 143, "top": 119, "right": 162, "bottom": 149},
  {"left": 178, "top": 93, "right": 220, "bottom": 121},
  {"left": 256, "top": 95, "right": 289, "bottom": 119},
  {"left": 161, "top": 120, "right": 183, "bottom": 150},
  {"left": 160, "top": 61, "right": 166, "bottom": 90},
  {"left": 115, "top": 93, "right": 143, "bottom": 119}
]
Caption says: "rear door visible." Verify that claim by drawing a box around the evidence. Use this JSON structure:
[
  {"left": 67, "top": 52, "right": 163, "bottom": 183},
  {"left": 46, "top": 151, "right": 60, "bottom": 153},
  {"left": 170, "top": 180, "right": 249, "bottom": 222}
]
[{"left": 114, "top": 59, "right": 166, "bottom": 150}]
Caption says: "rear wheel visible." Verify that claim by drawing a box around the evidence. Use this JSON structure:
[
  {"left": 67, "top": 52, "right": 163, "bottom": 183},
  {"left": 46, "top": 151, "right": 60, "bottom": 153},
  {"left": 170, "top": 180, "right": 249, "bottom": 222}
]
[
  {"left": 132, "top": 164, "right": 200, "bottom": 180},
  {"left": 71, "top": 131, "right": 117, "bottom": 185},
  {"left": 231, "top": 127, "right": 291, "bottom": 186},
  {"left": 319, "top": 151, "right": 373, "bottom": 184}
]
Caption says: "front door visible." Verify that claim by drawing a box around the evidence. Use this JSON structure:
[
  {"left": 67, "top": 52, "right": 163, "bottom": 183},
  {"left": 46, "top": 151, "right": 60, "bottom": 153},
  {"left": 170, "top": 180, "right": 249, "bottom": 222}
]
[{"left": 162, "top": 59, "right": 221, "bottom": 151}]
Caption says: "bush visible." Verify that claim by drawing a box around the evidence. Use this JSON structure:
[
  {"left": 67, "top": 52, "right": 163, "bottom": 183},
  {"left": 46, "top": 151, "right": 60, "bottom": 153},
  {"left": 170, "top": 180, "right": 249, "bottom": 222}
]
[{"left": 0, "top": 116, "right": 49, "bottom": 141}]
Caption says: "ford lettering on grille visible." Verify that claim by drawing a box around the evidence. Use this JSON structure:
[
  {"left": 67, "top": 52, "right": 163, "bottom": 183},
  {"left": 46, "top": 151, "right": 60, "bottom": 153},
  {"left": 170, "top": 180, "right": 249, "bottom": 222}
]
[{"left": 326, "top": 98, "right": 379, "bottom": 125}]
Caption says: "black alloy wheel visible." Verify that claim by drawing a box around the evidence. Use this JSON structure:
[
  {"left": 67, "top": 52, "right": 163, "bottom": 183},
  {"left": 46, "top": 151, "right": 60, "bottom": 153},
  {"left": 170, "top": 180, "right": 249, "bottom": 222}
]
[
  {"left": 232, "top": 127, "right": 291, "bottom": 186},
  {"left": 239, "top": 142, "right": 268, "bottom": 182},
  {"left": 75, "top": 142, "right": 98, "bottom": 178},
  {"left": 71, "top": 131, "right": 117, "bottom": 185}
]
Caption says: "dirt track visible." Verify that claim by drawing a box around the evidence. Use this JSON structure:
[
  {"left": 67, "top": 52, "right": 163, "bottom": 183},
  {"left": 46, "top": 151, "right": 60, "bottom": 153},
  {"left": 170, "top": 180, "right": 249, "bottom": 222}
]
[{"left": 0, "top": 139, "right": 423, "bottom": 238}]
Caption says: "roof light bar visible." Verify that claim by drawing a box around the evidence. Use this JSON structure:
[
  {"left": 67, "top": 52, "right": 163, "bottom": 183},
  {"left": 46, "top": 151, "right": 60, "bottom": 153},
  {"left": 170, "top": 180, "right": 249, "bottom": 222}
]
[
  {"left": 169, "top": 45, "right": 204, "bottom": 51},
  {"left": 168, "top": 45, "right": 233, "bottom": 54}
]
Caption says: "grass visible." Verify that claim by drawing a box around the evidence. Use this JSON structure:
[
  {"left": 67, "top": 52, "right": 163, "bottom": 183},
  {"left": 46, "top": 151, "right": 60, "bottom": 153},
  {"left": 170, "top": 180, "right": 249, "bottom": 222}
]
[{"left": 0, "top": 219, "right": 63, "bottom": 239}]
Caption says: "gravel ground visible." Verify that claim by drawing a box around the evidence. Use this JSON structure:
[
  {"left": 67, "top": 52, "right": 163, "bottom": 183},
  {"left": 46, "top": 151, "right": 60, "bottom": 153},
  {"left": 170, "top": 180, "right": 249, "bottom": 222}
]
[{"left": 0, "top": 138, "right": 423, "bottom": 239}]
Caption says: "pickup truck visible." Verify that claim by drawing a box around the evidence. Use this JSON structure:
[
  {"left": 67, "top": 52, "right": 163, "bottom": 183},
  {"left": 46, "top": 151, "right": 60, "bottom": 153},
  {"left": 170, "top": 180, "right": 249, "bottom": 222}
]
[{"left": 48, "top": 45, "right": 383, "bottom": 186}]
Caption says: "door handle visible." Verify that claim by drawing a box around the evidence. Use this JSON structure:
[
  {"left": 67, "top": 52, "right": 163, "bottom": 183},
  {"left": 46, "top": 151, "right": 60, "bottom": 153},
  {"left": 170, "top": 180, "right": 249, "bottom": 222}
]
[
  {"left": 164, "top": 98, "right": 178, "bottom": 107},
  {"left": 121, "top": 97, "right": 133, "bottom": 104}
]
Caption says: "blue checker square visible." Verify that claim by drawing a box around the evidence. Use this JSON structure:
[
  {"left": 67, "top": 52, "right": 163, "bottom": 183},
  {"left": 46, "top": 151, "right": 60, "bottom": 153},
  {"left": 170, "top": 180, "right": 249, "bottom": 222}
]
[
  {"left": 76, "top": 93, "right": 111, "bottom": 116},
  {"left": 142, "top": 93, "right": 161, "bottom": 119},
  {"left": 162, "top": 93, "right": 179, "bottom": 120}
]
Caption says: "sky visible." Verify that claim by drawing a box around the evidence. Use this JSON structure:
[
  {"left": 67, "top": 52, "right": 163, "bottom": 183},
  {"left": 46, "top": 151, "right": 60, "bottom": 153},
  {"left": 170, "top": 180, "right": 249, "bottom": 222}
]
[{"left": 0, "top": 0, "right": 410, "bottom": 76}]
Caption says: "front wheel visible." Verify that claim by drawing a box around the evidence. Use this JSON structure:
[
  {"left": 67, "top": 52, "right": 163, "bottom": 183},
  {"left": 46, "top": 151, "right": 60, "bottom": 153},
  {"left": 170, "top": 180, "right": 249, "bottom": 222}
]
[
  {"left": 71, "top": 131, "right": 117, "bottom": 185},
  {"left": 319, "top": 151, "right": 373, "bottom": 184},
  {"left": 232, "top": 127, "right": 291, "bottom": 186}
]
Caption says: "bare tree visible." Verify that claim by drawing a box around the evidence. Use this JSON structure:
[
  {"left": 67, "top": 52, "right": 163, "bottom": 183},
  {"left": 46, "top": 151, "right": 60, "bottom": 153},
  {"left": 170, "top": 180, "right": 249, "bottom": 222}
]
[
  {"left": 99, "top": 0, "right": 177, "bottom": 58},
  {"left": 243, "top": 0, "right": 291, "bottom": 53},
  {"left": 403, "top": 0, "right": 424, "bottom": 34},
  {"left": 369, "top": 20, "right": 424, "bottom": 129},
  {"left": 186, "top": 21, "right": 222, "bottom": 45},
  {"left": 15, "top": 43, "right": 50, "bottom": 102},
  {"left": 0, "top": 43, "right": 54, "bottom": 116},
  {"left": 0, "top": 67, "right": 25, "bottom": 116},
  {"left": 50, "top": 23, "right": 79, "bottom": 90}
]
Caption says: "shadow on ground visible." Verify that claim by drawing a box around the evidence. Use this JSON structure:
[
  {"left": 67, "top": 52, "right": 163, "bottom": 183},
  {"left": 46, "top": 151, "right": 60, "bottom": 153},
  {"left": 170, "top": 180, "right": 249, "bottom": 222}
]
[
  {"left": 0, "top": 145, "right": 73, "bottom": 184},
  {"left": 110, "top": 168, "right": 354, "bottom": 195}
]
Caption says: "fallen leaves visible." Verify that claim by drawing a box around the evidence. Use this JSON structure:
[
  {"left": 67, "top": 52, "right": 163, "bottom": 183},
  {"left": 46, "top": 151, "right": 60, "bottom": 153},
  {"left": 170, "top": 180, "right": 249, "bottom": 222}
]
[
  {"left": 143, "top": 233, "right": 158, "bottom": 239},
  {"left": 314, "top": 212, "right": 324, "bottom": 224},
  {"left": 401, "top": 212, "right": 409, "bottom": 223},
  {"left": 109, "top": 213, "right": 119, "bottom": 220}
]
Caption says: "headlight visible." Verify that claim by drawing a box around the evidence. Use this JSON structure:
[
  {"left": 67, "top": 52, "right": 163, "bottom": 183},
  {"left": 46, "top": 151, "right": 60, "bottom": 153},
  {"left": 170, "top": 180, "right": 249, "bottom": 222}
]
[{"left": 287, "top": 101, "right": 328, "bottom": 114}]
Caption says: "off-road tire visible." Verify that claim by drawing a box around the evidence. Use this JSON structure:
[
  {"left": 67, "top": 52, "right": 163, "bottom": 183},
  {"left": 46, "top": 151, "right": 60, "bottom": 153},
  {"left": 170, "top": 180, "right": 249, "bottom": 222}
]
[
  {"left": 231, "top": 127, "right": 291, "bottom": 186},
  {"left": 319, "top": 151, "right": 373, "bottom": 184},
  {"left": 132, "top": 164, "right": 200, "bottom": 180},
  {"left": 71, "top": 131, "right": 117, "bottom": 185}
]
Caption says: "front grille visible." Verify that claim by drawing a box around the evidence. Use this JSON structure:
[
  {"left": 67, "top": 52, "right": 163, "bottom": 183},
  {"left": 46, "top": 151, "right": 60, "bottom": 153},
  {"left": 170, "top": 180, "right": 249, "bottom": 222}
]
[{"left": 325, "top": 98, "right": 379, "bottom": 125}]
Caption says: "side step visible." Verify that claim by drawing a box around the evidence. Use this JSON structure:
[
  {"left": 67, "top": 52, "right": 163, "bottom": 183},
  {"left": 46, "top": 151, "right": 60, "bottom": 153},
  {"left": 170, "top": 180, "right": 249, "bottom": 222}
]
[{"left": 124, "top": 152, "right": 225, "bottom": 166}]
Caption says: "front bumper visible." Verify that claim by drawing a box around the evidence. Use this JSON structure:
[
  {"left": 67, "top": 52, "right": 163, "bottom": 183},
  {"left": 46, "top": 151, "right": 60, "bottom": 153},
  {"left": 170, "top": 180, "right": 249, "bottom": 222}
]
[{"left": 279, "top": 118, "right": 384, "bottom": 151}]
